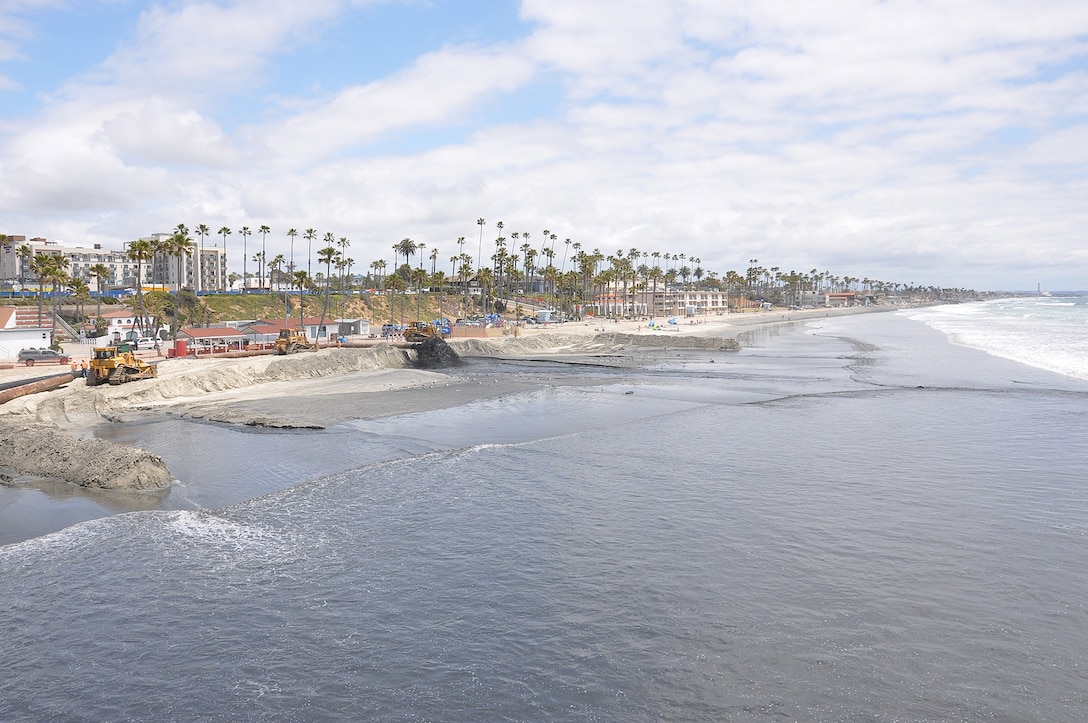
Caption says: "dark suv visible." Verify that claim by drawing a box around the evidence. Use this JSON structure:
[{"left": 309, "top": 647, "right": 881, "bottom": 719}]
[{"left": 17, "top": 348, "right": 72, "bottom": 366}]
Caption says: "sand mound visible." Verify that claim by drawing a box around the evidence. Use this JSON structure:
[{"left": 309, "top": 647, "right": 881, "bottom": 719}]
[
  {"left": 591, "top": 332, "right": 741, "bottom": 351},
  {"left": 3, "top": 346, "right": 411, "bottom": 428},
  {"left": 49, "top": 345, "right": 413, "bottom": 421},
  {"left": 449, "top": 333, "right": 591, "bottom": 356},
  {"left": 0, "top": 419, "right": 171, "bottom": 492}
]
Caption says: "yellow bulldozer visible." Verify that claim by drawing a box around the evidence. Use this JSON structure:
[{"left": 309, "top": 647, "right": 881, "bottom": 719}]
[
  {"left": 274, "top": 328, "right": 317, "bottom": 354},
  {"left": 403, "top": 321, "right": 439, "bottom": 343},
  {"left": 87, "top": 345, "right": 158, "bottom": 386}
]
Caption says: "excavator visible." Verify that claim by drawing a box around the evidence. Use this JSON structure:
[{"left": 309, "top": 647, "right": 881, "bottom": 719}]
[{"left": 86, "top": 344, "right": 158, "bottom": 386}]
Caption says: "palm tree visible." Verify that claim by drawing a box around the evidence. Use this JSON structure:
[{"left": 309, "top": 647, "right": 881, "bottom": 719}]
[
  {"left": 540, "top": 246, "right": 555, "bottom": 300},
  {"left": 194, "top": 224, "right": 210, "bottom": 292},
  {"left": 147, "top": 235, "right": 167, "bottom": 291},
  {"left": 370, "top": 259, "right": 386, "bottom": 290},
  {"left": 476, "top": 217, "right": 485, "bottom": 276},
  {"left": 292, "top": 270, "right": 310, "bottom": 325},
  {"left": 316, "top": 245, "right": 338, "bottom": 339},
  {"left": 169, "top": 231, "right": 194, "bottom": 294},
  {"left": 217, "top": 226, "right": 231, "bottom": 291},
  {"left": 454, "top": 236, "right": 467, "bottom": 315},
  {"left": 48, "top": 257, "right": 71, "bottom": 337},
  {"left": 492, "top": 236, "right": 507, "bottom": 299},
  {"left": 386, "top": 271, "right": 406, "bottom": 325},
  {"left": 334, "top": 255, "right": 346, "bottom": 295},
  {"left": 171, "top": 225, "right": 189, "bottom": 291},
  {"left": 258, "top": 225, "right": 271, "bottom": 288},
  {"left": 268, "top": 253, "right": 286, "bottom": 316},
  {"left": 394, "top": 237, "right": 416, "bottom": 270},
  {"left": 337, "top": 236, "right": 351, "bottom": 289},
  {"left": 68, "top": 276, "right": 90, "bottom": 327},
  {"left": 30, "top": 253, "right": 51, "bottom": 324},
  {"left": 127, "top": 239, "right": 154, "bottom": 329},
  {"left": 238, "top": 226, "right": 251, "bottom": 291},
  {"left": 304, "top": 228, "right": 317, "bottom": 279},
  {"left": 269, "top": 254, "right": 285, "bottom": 288},
  {"left": 476, "top": 267, "right": 494, "bottom": 315},
  {"left": 88, "top": 263, "right": 111, "bottom": 321},
  {"left": 35, "top": 254, "right": 69, "bottom": 337},
  {"left": 287, "top": 228, "right": 298, "bottom": 278},
  {"left": 16, "top": 243, "right": 33, "bottom": 291},
  {"left": 252, "top": 251, "right": 266, "bottom": 291},
  {"left": 411, "top": 266, "right": 427, "bottom": 320}
]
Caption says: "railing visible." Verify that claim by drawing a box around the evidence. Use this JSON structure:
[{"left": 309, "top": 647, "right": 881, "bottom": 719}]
[{"left": 50, "top": 311, "right": 83, "bottom": 343}]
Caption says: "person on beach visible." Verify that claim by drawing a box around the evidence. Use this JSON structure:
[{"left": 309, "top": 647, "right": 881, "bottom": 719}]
[{"left": 79, "top": 360, "right": 88, "bottom": 378}]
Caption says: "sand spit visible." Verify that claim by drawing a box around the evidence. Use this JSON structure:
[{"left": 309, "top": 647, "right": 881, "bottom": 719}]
[
  {"left": 449, "top": 331, "right": 740, "bottom": 358},
  {"left": 0, "top": 420, "right": 171, "bottom": 492}
]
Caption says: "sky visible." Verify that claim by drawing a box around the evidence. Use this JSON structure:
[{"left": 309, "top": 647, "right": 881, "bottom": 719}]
[{"left": 1, "top": 0, "right": 1087, "bottom": 292}]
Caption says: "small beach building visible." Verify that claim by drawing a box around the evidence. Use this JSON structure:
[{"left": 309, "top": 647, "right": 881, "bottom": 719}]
[
  {"left": 0, "top": 306, "right": 52, "bottom": 358},
  {"left": 825, "top": 292, "right": 857, "bottom": 307},
  {"left": 177, "top": 326, "right": 246, "bottom": 351},
  {"left": 98, "top": 309, "right": 163, "bottom": 342},
  {"left": 251, "top": 317, "right": 369, "bottom": 341},
  {"left": 239, "top": 322, "right": 284, "bottom": 347}
]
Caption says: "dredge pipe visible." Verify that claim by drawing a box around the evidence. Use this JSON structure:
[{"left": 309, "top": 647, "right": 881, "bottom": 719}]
[{"left": 0, "top": 373, "right": 76, "bottom": 405}]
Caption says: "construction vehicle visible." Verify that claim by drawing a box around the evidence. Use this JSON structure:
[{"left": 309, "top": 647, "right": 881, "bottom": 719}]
[
  {"left": 274, "top": 328, "right": 317, "bottom": 354},
  {"left": 86, "top": 345, "right": 158, "bottom": 386},
  {"left": 403, "top": 321, "right": 439, "bottom": 343}
]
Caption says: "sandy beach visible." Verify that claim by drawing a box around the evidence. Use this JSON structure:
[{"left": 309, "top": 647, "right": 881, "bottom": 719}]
[{"left": 0, "top": 305, "right": 890, "bottom": 496}]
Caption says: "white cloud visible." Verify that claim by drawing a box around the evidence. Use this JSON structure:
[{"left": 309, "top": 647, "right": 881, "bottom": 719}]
[
  {"left": 93, "top": 0, "right": 349, "bottom": 96},
  {"left": 260, "top": 44, "right": 537, "bottom": 164},
  {"left": 2, "top": 0, "right": 1088, "bottom": 289},
  {"left": 97, "top": 95, "right": 240, "bottom": 167}
]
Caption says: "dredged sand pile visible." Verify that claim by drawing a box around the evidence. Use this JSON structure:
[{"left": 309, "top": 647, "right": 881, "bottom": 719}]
[{"left": 0, "top": 421, "right": 171, "bottom": 492}]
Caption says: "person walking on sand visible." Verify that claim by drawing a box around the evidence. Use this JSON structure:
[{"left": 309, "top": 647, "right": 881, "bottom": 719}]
[{"left": 80, "top": 360, "right": 88, "bottom": 378}]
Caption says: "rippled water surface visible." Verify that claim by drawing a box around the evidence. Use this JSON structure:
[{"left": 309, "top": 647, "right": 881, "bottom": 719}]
[{"left": 3, "top": 311, "right": 1087, "bottom": 720}]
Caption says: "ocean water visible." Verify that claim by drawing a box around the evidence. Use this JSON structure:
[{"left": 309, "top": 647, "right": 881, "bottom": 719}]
[
  {"left": 903, "top": 296, "right": 1088, "bottom": 380},
  {"left": 2, "top": 303, "right": 1088, "bottom": 720}
]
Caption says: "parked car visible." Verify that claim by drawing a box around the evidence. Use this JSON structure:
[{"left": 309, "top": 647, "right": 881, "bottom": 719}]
[
  {"left": 133, "top": 337, "right": 159, "bottom": 349},
  {"left": 17, "top": 348, "right": 72, "bottom": 366}
]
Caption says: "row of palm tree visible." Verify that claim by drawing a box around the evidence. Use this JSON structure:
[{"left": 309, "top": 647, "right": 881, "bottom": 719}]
[
  {"left": 171, "top": 224, "right": 356, "bottom": 296},
  {"left": 357, "top": 220, "right": 981, "bottom": 316},
  {"left": 7, "top": 217, "right": 978, "bottom": 330}
]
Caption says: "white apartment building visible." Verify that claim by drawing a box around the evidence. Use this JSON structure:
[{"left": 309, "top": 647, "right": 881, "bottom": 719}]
[
  {"left": 2, "top": 233, "right": 226, "bottom": 293},
  {"left": 140, "top": 233, "right": 227, "bottom": 293}
]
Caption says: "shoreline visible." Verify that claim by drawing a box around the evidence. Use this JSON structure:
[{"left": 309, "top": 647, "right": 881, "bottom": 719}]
[{"left": 0, "top": 304, "right": 896, "bottom": 494}]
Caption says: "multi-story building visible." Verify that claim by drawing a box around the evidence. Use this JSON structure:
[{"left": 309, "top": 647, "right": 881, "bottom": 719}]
[
  {"left": 139, "top": 233, "right": 227, "bottom": 293},
  {"left": 0, "top": 236, "right": 139, "bottom": 290},
  {"left": 582, "top": 287, "right": 747, "bottom": 318},
  {"left": 2, "top": 233, "right": 226, "bottom": 293}
]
